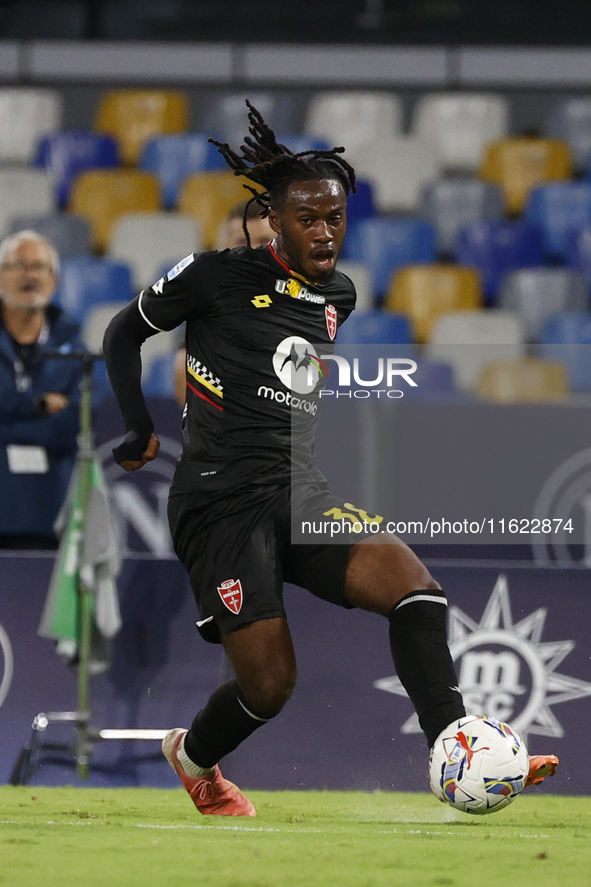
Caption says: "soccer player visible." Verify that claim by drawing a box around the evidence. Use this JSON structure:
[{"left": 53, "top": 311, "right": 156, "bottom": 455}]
[{"left": 103, "top": 102, "right": 558, "bottom": 816}]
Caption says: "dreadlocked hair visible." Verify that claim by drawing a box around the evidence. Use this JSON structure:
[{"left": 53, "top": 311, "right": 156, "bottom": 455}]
[{"left": 209, "top": 100, "right": 356, "bottom": 247}]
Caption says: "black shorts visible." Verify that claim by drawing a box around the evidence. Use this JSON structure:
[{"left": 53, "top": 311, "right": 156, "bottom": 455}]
[{"left": 168, "top": 482, "right": 374, "bottom": 642}]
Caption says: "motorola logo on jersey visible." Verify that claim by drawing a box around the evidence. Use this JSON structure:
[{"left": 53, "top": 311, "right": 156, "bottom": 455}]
[{"left": 272, "top": 336, "right": 327, "bottom": 395}]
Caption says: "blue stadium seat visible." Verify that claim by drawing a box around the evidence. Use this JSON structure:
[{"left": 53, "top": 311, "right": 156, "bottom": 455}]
[
  {"left": 8, "top": 213, "right": 91, "bottom": 259},
  {"left": 53, "top": 257, "right": 134, "bottom": 322},
  {"left": 139, "top": 134, "right": 225, "bottom": 209},
  {"left": 538, "top": 312, "right": 591, "bottom": 390},
  {"left": 346, "top": 179, "right": 376, "bottom": 226},
  {"left": 34, "top": 131, "right": 119, "bottom": 206},
  {"left": 455, "top": 220, "right": 545, "bottom": 302},
  {"left": 142, "top": 351, "right": 177, "bottom": 397},
  {"left": 525, "top": 183, "right": 591, "bottom": 259},
  {"left": 342, "top": 217, "right": 436, "bottom": 296},
  {"left": 337, "top": 310, "right": 412, "bottom": 345}
]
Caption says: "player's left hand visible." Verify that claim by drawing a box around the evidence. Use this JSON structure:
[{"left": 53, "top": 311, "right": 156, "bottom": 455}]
[{"left": 118, "top": 433, "right": 160, "bottom": 471}]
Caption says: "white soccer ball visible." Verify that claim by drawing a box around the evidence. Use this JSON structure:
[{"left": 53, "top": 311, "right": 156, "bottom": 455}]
[{"left": 429, "top": 715, "right": 529, "bottom": 815}]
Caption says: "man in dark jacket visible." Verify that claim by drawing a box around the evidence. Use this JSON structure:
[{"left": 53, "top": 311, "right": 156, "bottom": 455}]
[{"left": 0, "top": 230, "right": 83, "bottom": 548}]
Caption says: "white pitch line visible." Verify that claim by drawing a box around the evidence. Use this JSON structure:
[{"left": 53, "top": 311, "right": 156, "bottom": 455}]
[{"left": 0, "top": 820, "right": 550, "bottom": 839}]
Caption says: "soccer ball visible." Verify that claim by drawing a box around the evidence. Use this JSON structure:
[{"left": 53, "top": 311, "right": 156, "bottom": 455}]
[{"left": 429, "top": 715, "right": 529, "bottom": 815}]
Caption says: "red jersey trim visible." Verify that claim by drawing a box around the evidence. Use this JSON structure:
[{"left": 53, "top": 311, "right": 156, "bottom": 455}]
[{"left": 187, "top": 380, "right": 224, "bottom": 411}]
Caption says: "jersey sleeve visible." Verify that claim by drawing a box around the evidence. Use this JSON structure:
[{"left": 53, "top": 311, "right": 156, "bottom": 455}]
[{"left": 137, "top": 251, "right": 222, "bottom": 332}]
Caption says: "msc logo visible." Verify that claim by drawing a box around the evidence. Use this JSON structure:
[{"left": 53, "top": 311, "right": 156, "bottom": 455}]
[
  {"left": 0, "top": 621, "right": 14, "bottom": 711},
  {"left": 375, "top": 574, "right": 591, "bottom": 741}
]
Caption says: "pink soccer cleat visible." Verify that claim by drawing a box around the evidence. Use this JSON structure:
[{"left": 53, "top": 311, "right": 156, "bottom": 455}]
[
  {"left": 162, "top": 728, "right": 256, "bottom": 816},
  {"left": 525, "top": 754, "right": 560, "bottom": 787}
]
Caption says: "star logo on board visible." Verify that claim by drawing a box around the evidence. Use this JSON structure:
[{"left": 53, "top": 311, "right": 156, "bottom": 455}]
[{"left": 374, "top": 574, "right": 591, "bottom": 741}]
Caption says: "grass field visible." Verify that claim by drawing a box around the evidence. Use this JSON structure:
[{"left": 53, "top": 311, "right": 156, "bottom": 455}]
[{"left": 1, "top": 787, "right": 590, "bottom": 887}]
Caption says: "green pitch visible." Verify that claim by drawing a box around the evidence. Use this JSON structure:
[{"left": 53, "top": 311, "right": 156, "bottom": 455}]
[{"left": 1, "top": 787, "right": 590, "bottom": 887}]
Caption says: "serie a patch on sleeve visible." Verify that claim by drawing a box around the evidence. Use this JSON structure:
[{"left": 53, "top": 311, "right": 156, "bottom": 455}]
[{"left": 166, "top": 253, "right": 195, "bottom": 281}]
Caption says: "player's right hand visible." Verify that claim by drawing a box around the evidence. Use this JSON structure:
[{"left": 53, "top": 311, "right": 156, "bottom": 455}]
[{"left": 113, "top": 431, "right": 160, "bottom": 471}]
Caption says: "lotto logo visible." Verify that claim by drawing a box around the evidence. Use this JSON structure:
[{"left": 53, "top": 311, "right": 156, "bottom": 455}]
[{"left": 217, "top": 578, "right": 243, "bottom": 615}]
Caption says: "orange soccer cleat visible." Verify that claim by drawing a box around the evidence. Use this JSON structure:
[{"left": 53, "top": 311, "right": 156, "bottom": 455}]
[
  {"left": 162, "top": 728, "right": 256, "bottom": 816},
  {"left": 525, "top": 754, "right": 560, "bottom": 787}
]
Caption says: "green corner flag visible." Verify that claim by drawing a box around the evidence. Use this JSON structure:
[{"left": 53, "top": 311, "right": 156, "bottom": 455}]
[{"left": 38, "top": 456, "right": 122, "bottom": 667}]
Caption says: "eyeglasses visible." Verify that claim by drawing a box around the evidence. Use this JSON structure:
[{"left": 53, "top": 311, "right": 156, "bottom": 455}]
[{"left": 1, "top": 261, "right": 55, "bottom": 274}]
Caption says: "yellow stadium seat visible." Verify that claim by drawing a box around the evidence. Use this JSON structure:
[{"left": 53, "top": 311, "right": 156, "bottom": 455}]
[
  {"left": 69, "top": 169, "right": 160, "bottom": 251},
  {"left": 479, "top": 137, "right": 573, "bottom": 215},
  {"left": 385, "top": 264, "right": 483, "bottom": 343},
  {"left": 476, "top": 358, "right": 569, "bottom": 403},
  {"left": 94, "top": 89, "right": 189, "bottom": 165},
  {"left": 178, "top": 171, "right": 262, "bottom": 250}
]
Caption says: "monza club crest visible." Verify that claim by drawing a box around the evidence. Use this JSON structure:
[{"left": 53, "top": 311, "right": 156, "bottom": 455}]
[
  {"left": 217, "top": 579, "right": 243, "bottom": 615},
  {"left": 325, "top": 304, "right": 337, "bottom": 341}
]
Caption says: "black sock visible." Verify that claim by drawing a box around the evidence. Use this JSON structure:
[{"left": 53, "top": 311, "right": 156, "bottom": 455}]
[
  {"left": 388, "top": 590, "right": 465, "bottom": 748},
  {"left": 183, "top": 680, "right": 271, "bottom": 769}
]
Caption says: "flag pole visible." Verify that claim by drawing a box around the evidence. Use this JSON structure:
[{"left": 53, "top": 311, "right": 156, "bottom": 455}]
[{"left": 74, "top": 354, "right": 96, "bottom": 780}]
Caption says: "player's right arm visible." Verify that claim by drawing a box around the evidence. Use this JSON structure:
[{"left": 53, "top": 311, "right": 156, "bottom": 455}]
[{"left": 102, "top": 252, "right": 217, "bottom": 469}]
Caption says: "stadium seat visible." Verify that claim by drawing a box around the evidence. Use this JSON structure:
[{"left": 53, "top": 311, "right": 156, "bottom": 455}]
[
  {"left": 476, "top": 358, "right": 569, "bottom": 403},
  {"left": 546, "top": 97, "right": 591, "bottom": 170},
  {"left": 346, "top": 180, "right": 376, "bottom": 226},
  {"left": 69, "top": 169, "right": 161, "bottom": 250},
  {"left": 480, "top": 137, "right": 573, "bottom": 215},
  {"left": 420, "top": 177, "right": 504, "bottom": 254},
  {"left": 426, "top": 310, "right": 525, "bottom": 390},
  {"left": 34, "top": 131, "right": 119, "bottom": 206},
  {"left": 94, "top": 89, "right": 189, "bottom": 165},
  {"left": 342, "top": 217, "right": 437, "bottom": 297},
  {"left": 412, "top": 93, "right": 509, "bottom": 171},
  {"left": 53, "top": 257, "right": 134, "bottom": 322},
  {"left": 202, "top": 92, "right": 297, "bottom": 145},
  {"left": 538, "top": 312, "right": 591, "bottom": 391},
  {"left": 525, "top": 182, "right": 591, "bottom": 259},
  {"left": 335, "top": 261, "right": 373, "bottom": 312},
  {"left": 455, "top": 220, "right": 545, "bottom": 301},
  {"left": 82, "top": 302, "right": 129, "bottom": 353},
  {"left": 273, "top": 133, "right": 331, "bottom": 155},
  {"left": 0, "top": 169, "right": 55, "bottom": 238},
  {"left": 336, "top": 310, "right": 412, "bottom": 345},
  {"left": 353, "top": 135, "right": 441, "bottom": 213},
  {"left": 0, "top": 88, "right": 62, "bottom": 162},
  {"left": 177, "top": 171, "right": 260, "bottom": 250},
  {"left": 401, "top": 359, "right": 456, "bottom": 398},
  {"left": 565, "top": 224, "right": 591, "bottom": 280},
  {"left": 498, "top": 268, "right": 589, "bottom": 340},
  {"left": 82, "top": 303, "right": 176, "bottom": 377},
  {"left": 385, "top": 264, "right": 483, "bottom": 343},
  {"left": 305, "top": 92, "right": 403, "bottom": 167},
  {"left": 108, "top": 213, "right": 201, "bottom": 290},
  {"left": 8, "top": 214, "right": 91, "bottom": 260},
  {"left": 142, "top": 351, "right": 177, "bottom": 397},
  {"left": 139, "top": 134, "right": 226, "bottom": 209}
]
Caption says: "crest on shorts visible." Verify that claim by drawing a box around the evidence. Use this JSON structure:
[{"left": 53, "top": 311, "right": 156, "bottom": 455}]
[
  {"left": 217, "top": 578, "right": 243, "bottom": 615},
  {"left": 325, "top": 304, "right": 337, "bottom": 341}
]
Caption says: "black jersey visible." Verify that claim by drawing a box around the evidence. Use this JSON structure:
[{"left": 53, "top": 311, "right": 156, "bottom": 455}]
[{"left": 139, "top": 244, "right": 356, "bottom": 493}]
